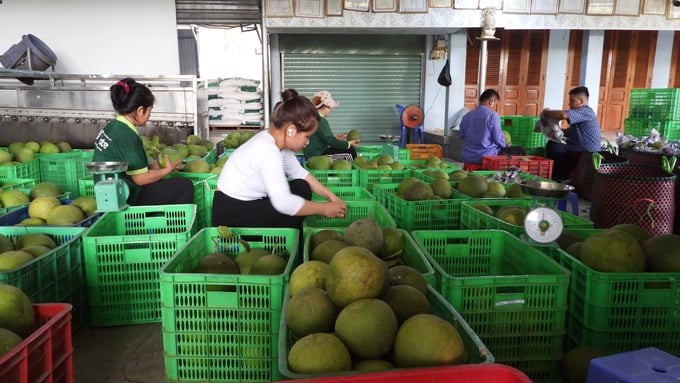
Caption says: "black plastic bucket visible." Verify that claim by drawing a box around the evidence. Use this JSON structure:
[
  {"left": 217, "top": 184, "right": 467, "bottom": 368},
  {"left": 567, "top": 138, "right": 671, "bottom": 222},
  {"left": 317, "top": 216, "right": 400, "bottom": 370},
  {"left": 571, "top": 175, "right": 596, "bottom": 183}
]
[{"left": 0, "top": 34, "right": 57, "bottom": 71}]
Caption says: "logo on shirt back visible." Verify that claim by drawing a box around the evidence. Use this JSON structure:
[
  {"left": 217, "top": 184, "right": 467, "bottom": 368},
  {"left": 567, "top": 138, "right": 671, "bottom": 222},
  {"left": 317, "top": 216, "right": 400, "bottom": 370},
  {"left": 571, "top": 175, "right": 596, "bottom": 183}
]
[{"left": 94, "top": 130, "right": 112, "bottom": 151}]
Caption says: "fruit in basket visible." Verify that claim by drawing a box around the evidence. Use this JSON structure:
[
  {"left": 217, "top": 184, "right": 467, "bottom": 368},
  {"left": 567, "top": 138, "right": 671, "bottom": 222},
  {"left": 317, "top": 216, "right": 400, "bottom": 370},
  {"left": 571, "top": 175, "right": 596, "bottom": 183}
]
[
  {"left": 506, "top": 183, "right": 527, "bottom": 198},
  {"left": 24, "top": 142, "right": 40, "bottom": 154},
  {"left": 427, "top": 169, "right": 449, "bottom": 180},
  {"left": 249, "top": 254, "right": 287, "bottom": 275},
  {"left": 335, "top": 298, "right": 398, "bottom": 359},
  {"left": 39, "top": 142, "right": 59, "bottom": 154},
  {"left": 610, "top": 223, "right": 651, "bottom": 243},
  {"left": 353, "top": 359, "right": 393, "bottom": 372},
  {"left": 311, "top": 239, "right": 348, "bottom": 264},
  {"left": 0, "top": 189, "right": 30, "bottom": 208},
  {"left": 14, "top": 147, "right": 34, "bottom": 163},
  {"left": 393, "top": 313, "right": 465, "bottom": 368},
  {"left": 346, "top": 129, "right": 362, "bottom": 141},
  {"left": 306, "top": 156, "right": 333, "bottom": 171},
  {"left": 157, "top": 148, "right": 184, "bottom": 168},
  {"left": 396, "top": 177, "right": 420, "bottom": 197},
  {"left": 289, "top": 260, "right": 329, "bottom": 295},
  {"left": 471, "top": 203, "right": 494, "bottom": 216},
  {"left": 19, "top": 245, "right": 52, "bottom": 258},
  {"left": 344, "top": 218, "right": 384, "bottom": 254},
  {"left": 183, "top": 158, "right": 210, "bottom": 173},
  {"left": 235, "top": 248, "right": 269, "bottom": 275},
  {"left": 193, "top": 253, "right": 240, "bottom": 274},
  {"left": 28, "top": 196, "right": 60, "bottom": 220},
  {"left": 0, "top": 151, "right": 11, "bottom": 163},
  {"left": 581, "top": 229, "right": 645, "bottom": 272},
  {"left": 16, "top": 233, "right": 57, "bottom": 250},
  {"left": 284, "top": 287, "right": 337, "bottom": 337},
  {"left": 326, "top": 246, "right": 388, "bottom": 306},
  {"left": 383, "top": 285, "right": 431, "bottom": 324},
  {"left": 388, "top": 265, "right": 428, "bottom": 294},
  {"left": 390, "top": 162, "right": 405, "bottom": 170},
  {"left": 457, "top": 174, "right": 487, "bottom": 198},
  {"left": 17, "top": 218, "right": 45, "bottom": 226},
  {"left": 404, "top": 181, "right": 434, "bottom": 201},
  {"left": 29, "top": 182, "right": 62, "bottom": 199},
  {"left": 449, "top": 170, "right": 468, "bottom": 182},
  {"left": 496, "top": 207, "right": 526, "bottom": 226},
  {"left": 0, "top": 234, "right": 14, "bottom": 253},
  {"left": 71, "top": 196, "right": 97, "bottom": 217},
  {"left": 379, "top": 228, "right": 405, "bottom": 259},
  {"left": 485, "top": 181, "right": 506, "bottom": 198},
  {"left": 0, "top": 250, "right": 34, "bottom": 271},
  {"left": 288, "top": 333, "right": 352, "bottom": 374},
  {"left": 7, "top": 142, "right": 24, "bottom": 155},
  {"left": 562, "top": 346, "right": 607, "bottom": 383},
  {"left": 310, "top": 229, "right": 344, "bottom": 250},
  {"left": 46, "top": 205, "right": 85, "bottom": 226},
  {"left": 556, "top": 230, "right": 585, "bottom": 250},
  {"left": 187, "top": 144, "right": 208, "bottom": 158},
  {"left": 431, "top": 178, "right": 452, "bottom": 199},
  {"left": 0, "top": 328, "right": 23, "bottom": 358},
  {"left": 565, "top": 242, "right": 583, "bottom": 260},
  {"left": 330, "top": 159, "right": 352, "bottom": 171},
  {"left": 56, "top": 141, "right": 73, "bottom": 153},
  {"left": 377, "top": 154, "right": 394, "bottom": 166},
  {"left": 425, "top": 156, "right": 441, "bottom": 168},
  {"left": 0, "top": 284, "right": 35, "bottom": 338},
  {"left": 643, "top": 234, "right": 680, "bottom": 272}
]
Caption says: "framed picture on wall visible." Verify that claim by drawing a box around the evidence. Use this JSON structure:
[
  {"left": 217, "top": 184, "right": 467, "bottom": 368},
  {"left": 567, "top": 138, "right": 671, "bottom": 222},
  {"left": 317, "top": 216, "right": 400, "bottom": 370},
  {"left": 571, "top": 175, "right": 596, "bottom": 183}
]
[
  {"left": 400, "top": 0, "right": 429, "bottom": 12},
  {"left": 326, "top": 0, "right": 345, "bottom": 15},
  {"left": 479, "top": 0, "right": 502, "bottom": 8},
  {"left": 344, "top": 0, "right": 370, "bottom": 11},
  {"left": 429, "top": 0, "right": 453, "bottom": 7},
  {"left": 266, "top": 0, "right": 294, "bottom": 17},
  {"left": 559, "top": 0, "right": 585, "bottom": 13},
  {"left": 586, "top": 0, "right": 615, "bottom": 15},
  {"left": 295, "top": 0, "right": 325, "bottom": 17},
  {"left": 643, "top": 0, "right": 666, "bottom": 15},
  {"left": 373, "top": 0, "right": 398, "bottom": 12},
  {"left": 503, "top": 0, "right": 530, "bottom": 13},
  {"left": 531, "top": 0, "right": 558, "bottom": 14},
  {"left": 614, "top": 0, "right": 641, "bottom": 15},
  {"left": 454, "top": 0, "right": 479, "bottom": 9}
]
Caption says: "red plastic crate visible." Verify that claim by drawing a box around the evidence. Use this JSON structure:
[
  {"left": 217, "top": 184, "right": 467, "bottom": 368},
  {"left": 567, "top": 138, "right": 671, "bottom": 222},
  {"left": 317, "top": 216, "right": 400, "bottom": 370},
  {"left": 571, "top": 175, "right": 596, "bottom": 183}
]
[
  {"left": 272, "top": 364, "right": 531, "bottom": 383},
  {"left": 0, "top": 303, "right": 73, "bottom": 383},
  {"left": 481, "top": 156, "right": 553, "bottom": 179}
]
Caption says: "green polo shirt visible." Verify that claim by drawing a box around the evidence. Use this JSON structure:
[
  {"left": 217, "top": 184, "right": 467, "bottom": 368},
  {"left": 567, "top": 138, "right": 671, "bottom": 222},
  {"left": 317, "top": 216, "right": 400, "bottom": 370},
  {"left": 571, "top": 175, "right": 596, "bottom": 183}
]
[
  {"left": 303, "top": 114, "right": 349, "bottom": 159},
  {"left": 92, "top": 115, "right": 148, "bottom": 204}
]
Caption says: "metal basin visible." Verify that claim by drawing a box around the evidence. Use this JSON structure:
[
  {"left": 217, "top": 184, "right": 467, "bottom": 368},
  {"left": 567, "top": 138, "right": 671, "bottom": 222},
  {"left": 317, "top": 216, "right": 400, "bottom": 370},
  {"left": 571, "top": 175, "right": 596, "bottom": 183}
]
[
  {"left": 86, "top": 161, "right": 128, "bottom": 174},
  {"left": 520, "top": 180, "right": 575, "bottom": 199}
]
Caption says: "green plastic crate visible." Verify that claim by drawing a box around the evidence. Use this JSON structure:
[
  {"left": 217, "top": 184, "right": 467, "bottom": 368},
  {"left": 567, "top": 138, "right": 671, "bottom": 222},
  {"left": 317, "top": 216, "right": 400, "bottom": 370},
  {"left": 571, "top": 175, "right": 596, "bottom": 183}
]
[
  {"left": 356, "top": 145, "right": 382, "bottom": 160},
  {"left": 372, "top": 183, "right": 468, "bottom": 230},
  {"left": 0, "top": 159, "right": 40, "bottom": 181},
  {"left": 500, "top": 116, "right": 546, "bottom": 149},
  {"left": 38, "top": 151, "right": 92, "bottom": 198},
  {"left": 160, "top": 227, "right": 299, "bottom": 383},
  {"left": 304, "top": 165, "right": 359, "bottom": 188},
  {"left": 278, "top": 285, "right": 494, "bottom": 380},
  {"left": 356, "top": 166, "right": 411, "bottom": 192},
  {"left": 623, "top": 118, "right": 680, "bottom": 141},
  {"left": 460, "top": 199, "right": 593, "bottom": 237},
  {"left": 311, "top": 186, "right": 374, "bottom": 202},
  {"left": 0, "top": 178, "right": 37, "bottom": 191},
  {"left": 82, "top": 204, "right": 197, "bottom": 326},
  {"left": 204, "top": 178, "right": 218, "bottom": 227},
  {"left": 302, "top": 227, "right": 436, "bottom": 285},
  {"left": 410, "top": 230, "right": 569, "bottom": 364},
  {"left": 303, "top": 200, "right": 395, "bottom": 230},
  {"left": 168, "top": 172, "right": 216, "bottom": 230},
  {"left": 628, "top": 88, "right": 680, "bottom": 120}
]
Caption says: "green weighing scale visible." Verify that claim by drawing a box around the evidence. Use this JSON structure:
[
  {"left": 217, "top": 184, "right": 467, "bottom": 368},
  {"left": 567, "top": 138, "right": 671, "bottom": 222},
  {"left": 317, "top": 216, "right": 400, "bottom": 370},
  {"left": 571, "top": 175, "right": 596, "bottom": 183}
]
[
  {"left": 85, "top": 161, "right": 130, "bottom": 212},
  {"left": 518, "top": 180, "right": 576, "bottom": 246}
]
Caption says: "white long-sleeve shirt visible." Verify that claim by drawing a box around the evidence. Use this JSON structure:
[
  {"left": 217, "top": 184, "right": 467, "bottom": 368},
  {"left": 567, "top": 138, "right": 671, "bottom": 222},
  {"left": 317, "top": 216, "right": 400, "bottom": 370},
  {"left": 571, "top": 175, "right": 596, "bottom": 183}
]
[{"left": 216, "top": 130, "right": 309, "bottom": 215}]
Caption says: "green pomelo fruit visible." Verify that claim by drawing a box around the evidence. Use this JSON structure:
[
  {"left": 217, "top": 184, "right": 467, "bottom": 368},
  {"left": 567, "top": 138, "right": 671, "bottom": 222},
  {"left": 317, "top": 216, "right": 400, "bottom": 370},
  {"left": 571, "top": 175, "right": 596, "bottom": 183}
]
[
  {"left": 377, "top": 154, "right": 394, "bottom": 166},
  {"left": 288, "top": 333, "right": 352, "bottom": 374},
  {"left": 16, "top": 233, "right": 57, "bottom": 250},
  {"left": 506, "top": 183, "right": 527, "bottom": 198},
  {"left": 284, "top": 287, "right": 337, "bottom": 337},
  {"left": 234, "top": 248, "right": 268, "bottom": 275},
  {"left": 643, "top": 234, "right": 680, "bottom": 272},
  {"left": 326, "top": 246, "right": 388, "bottom": 306},
  {"left": 24, "top": 142, "right": 40, "bottom": 154},
  {"left": 56, "top": 141, "right": 73, "bottom": 153},
  {"left": 388, "top": 265, "right": 428, "bottom": 294},
  {"left": 186, "top": 134, "right": 202, "bottom": 146},
  {"left": 0, "top": 328, "right": 23, "bottom": 358},
  {"left": 15, "top": 148, "right": 34, "bottom": 163},
  {"left": 379, "top": 227, "right": 405, "bottom": 259},
  {"left": 486, "top": 182, "right": 506, "bottom": 198},
  {"left": 28, "top": 196, "right": 60, "bottom": 220},
  {"left": 397, "top": 177, "right": 420, "bottom": 197},
  {"left": 471, "top": 203, "right": 494, "bottom": 216},
  {"left": 353, "top": 156, "right": 367, "bottom": 166},
  {"left": 46, "top": 205, "right": 85, "bottom": 226},
  {"left": 330, "top": 159, "right": 352, "bottom": 170},
  {"left": 17, "top": 218, "right": 45, "bottom": 227},
  {"left": 346, "top": 129, "right": 361, "bottom": 141},
  {"left": 562, "top": 346, "right": 607, "bottom": 383},
  {"left": 394, "top": 313, "right": 466, "bottom": 368},
  {"left": 404, "top": 181, "right": 434, "bottom": 201},
  {"left": 187, "top": 144, "right": 208, "bottom": 157},
  {"left": 377, "top": 164, "right": 392, "bottom": 170},
  {"left": 306, "top": 156, "right": 332, "bottom": 170},
  {"left": 353, "top": 359, "right": 393, "bottom": 372},
  {"left": 0, "top": 151, "right": 11, "bottom": 163},
  {"left": 310, "top": 229, "right": 344, "bottom": 251},
  {"left": 20, "top": 245, "right": 52, "bottom": 258},
  {"left": 249, "top": 254, "right": 287, "bottom": 275},
  {"left": 565, "top": 242, "right": 583, "bottom": 260},
  {"left": 311, "top": 239, "right": 347, "bottom": 264},
  {"left": 334, "top": 298, "right": 398, "bottom": 359},
  {"left": 457, "top": 175, "right": 488, "bottom": 198},
  {"left": 0, "top": 189, "right": 30, "bottom": 208},
  {"left": 581, "top": 229, "right": 646, "bottom": 272},
  {"left": 70, "top": 196, "right": 97, "bottom": 217},
  {"left": 193, "top": 253, "right": 239, "bottom": 274},
  {"left": 183, "top": 158, "right": 210, "bottom": 173},
  {"left": 390, "top": 162, "right": 405, "bottom": 170},
  {"left": 39, "top": 142, "right": 59, "bottom": 154},
  {"left": 0, "top": 250, "right": 34, "bottom": 271},
  {"left": 0, "top": 234, "right": 14, "bottom": 253},
  {"left": 289, "top": 260, "right": 329, "bottom": 296},
  {"left": 209, "top": 166, "right": 222, "bottom": 174},
  {"left": 343, "top": 218, "right": 384, "bottom": 255},
  {"left": 431, "top": 178, "right": 452, "bottom": 199},
  {"left": 383, "top": 284, "right": 431, "bottom": 324},
  {"left": 429, "top": 169, "right": 449, "bottom": 180},
  {"left": 496, "top": 207, "right": 526, "bottom": 226},
  {"left": 556, "top": 230, "right": 586, "bottom": 250},
  {"left": 7, "top": 142, "right": 24, "bottom": 155},
  {"left": 0, "top": 284, "right": 36, "bottom": 338},
  {"left": 425, "top": 157, "right": 442, "bottom": 169},
  {"left": 610, "top": 223, "right": 652, "bottom": 242},
  {"left": 171, "top": 144, "right": 190, "bottom": 158},
  {"left": 215, "top": 156, "right": 228, "bottom": 168},
  {"left": 449, "top": 170, "right": 468, "bottom": 182}
]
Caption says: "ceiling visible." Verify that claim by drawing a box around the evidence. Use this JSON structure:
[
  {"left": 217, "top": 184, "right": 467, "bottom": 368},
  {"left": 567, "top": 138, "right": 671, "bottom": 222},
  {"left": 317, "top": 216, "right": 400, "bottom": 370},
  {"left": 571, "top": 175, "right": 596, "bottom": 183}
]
[{"left": 175, "top": 0, "right": 262, "bottom": 27}]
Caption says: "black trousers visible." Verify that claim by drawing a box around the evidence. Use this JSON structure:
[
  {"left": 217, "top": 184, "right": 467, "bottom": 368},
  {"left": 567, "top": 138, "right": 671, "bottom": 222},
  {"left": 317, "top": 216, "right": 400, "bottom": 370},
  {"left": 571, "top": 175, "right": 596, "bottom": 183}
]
[
  {"left": 133, "top": 177, "right": 194, "bottom": 206},
  {"left": 211, "top": 179, "right": 312, "bottom": 230},
  {"left": 545, "top": 141, "right": 583, "bottom": 181}
]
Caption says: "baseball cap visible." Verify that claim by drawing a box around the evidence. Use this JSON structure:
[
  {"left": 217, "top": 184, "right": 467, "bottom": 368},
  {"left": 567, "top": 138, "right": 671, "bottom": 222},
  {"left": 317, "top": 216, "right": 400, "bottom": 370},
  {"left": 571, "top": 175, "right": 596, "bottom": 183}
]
[{"left": 313, "top": 90, "right": 339, "bottom": 109}]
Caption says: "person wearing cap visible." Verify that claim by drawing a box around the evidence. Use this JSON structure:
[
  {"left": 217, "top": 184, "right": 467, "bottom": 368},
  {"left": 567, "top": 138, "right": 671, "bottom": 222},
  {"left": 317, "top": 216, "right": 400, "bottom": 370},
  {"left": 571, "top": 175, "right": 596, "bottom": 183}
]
[{"left": 303, "top": 90, "right": 359, "bottom": 160}]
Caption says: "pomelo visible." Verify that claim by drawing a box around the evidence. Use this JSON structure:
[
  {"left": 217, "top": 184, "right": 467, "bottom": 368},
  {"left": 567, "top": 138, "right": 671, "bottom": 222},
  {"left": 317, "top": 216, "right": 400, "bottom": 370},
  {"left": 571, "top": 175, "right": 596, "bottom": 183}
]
[
  {"left": 326, "top": 246, "right": 388, "bottom": 306},
  {"left": 289, "top": 260, "right": 329, "bottom": 296},
  {"left": 284, "top": 287, "right": 337, "bottom": 337},
  {"left": 334, "top": 298, "right": 398, "bottom": 359},
  {"left": 0, "top": 284, "right": 36, "bottom": 338},
  {"left": 288, "top": 333, "right": 351, "bottom": 374},
  {"left": 393, "top": 313, "right": 466, "bottom": 368}
]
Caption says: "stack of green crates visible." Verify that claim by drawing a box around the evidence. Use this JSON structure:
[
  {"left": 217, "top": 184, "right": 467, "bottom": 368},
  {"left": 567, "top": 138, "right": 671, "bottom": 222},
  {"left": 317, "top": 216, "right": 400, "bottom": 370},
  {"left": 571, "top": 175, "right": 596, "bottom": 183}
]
[
  {"left": 625, "top": 88, "right": 680, "bottom": 140},
  {"left": 411, "top": 230, "right": 570, "bottom": 383},
  {"left": 82, "top": 204, "right": 196, "bottom": 326},
  {"left": 0, "top": 159, "right": 40, "bottom": 181},
  {"left": 38, "top": 151, "right": 93, "bottom": 198},
  {"left": 500, "top": 116, "right": 546, "bottom": 153},
  {"left": 160, "top": 227, "right": 299, "bottom": 383}
]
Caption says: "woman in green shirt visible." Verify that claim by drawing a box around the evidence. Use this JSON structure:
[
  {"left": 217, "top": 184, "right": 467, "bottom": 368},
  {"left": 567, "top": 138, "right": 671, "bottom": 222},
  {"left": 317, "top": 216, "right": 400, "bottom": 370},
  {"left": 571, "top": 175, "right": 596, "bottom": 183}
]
[{"left": 303, "top": 90, "right": 359, "bottom": 160}]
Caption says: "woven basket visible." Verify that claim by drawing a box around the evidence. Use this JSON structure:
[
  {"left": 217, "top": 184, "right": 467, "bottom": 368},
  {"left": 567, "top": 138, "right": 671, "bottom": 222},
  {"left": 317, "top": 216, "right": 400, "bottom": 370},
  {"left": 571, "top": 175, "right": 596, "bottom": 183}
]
[
  {"left": 618, "top": 147, "right": 665, "bottom": 167},
  {"left": 590, "top": 164, "right": 676, "bottom": 236},
  {"left": 571, "top": 151, "right": 628, "bottom": 201}
]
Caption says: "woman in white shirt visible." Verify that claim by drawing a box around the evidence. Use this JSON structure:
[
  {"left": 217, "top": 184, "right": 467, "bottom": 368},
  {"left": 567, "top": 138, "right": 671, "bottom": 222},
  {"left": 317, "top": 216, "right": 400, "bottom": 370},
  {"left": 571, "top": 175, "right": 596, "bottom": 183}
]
[{"left": 212, "top": 89, "right": 347, "bottom": 230}]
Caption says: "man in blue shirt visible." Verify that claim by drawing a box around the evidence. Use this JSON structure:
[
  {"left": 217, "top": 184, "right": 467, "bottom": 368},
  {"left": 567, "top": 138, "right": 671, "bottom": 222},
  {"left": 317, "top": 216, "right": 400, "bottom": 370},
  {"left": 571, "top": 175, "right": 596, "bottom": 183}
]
[
  {"left": 544, "top": 86, "right": 602, "bottom": 182},
  {"left": 458, "top": 89, "right": 508, "bottom": 165}
]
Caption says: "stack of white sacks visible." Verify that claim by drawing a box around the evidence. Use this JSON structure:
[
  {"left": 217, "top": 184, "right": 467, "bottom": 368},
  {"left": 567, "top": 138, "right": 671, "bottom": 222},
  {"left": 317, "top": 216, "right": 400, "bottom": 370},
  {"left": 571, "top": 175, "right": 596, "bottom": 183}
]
[{"left": 207, "top": 77, "right": 264, "bottom": 127}]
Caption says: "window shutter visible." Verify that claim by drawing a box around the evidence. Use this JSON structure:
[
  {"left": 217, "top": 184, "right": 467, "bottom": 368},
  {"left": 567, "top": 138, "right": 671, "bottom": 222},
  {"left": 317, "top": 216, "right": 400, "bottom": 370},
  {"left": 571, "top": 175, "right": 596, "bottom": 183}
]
[
  {"left": 504, "top": 30, "right": 523, "bottom": 87},
  {"left": 526, "top": 31, "right": 547, "bottom": 87},
  {"left": 568, "top": 30, "right": 584, "bottom": 88},
  {"left": 671, "top": 32, "right": 680, "bottom": 88},
  {"left": 600, "top": 32, "right": 614, "bottom": 88},
  {"left": 465, "top": 30, "right": 481, "bottom": 86},
  {"left": 612, "top": 31, "right": 632, "bottom": 89},
  {"left": 632, "top": 31, "right": 657, "bottom": 89}
]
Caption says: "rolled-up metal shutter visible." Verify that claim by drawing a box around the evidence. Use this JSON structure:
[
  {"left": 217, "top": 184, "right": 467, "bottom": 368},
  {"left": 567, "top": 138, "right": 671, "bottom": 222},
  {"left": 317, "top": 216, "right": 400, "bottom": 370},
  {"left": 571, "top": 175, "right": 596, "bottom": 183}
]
[
  {"left": 280, "top": 35, "right": 423, "bottom": 144},
  {"left": 175, "top": 0, "right": 261, "bottom": 26}
]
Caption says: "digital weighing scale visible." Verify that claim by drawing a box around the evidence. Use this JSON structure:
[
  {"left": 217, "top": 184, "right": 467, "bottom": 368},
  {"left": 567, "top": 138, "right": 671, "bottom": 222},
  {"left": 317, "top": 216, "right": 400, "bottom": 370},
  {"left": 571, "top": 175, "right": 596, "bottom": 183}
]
[
  {"left": 85, "top": 161, "right": 130, "bottom": 212},
  {"left": 518, "top": 180, "right": 575, "bottom": 246}
]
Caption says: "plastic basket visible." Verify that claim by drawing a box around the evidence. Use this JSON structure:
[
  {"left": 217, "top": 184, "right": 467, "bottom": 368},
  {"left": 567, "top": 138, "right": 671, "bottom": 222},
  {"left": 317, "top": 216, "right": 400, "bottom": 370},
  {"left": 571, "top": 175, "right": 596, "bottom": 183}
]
[
  {"left": 38, "top": 151, "right": 92, "bottom": 198},
  {"left": 167, "top": 172, "right": 217, "bottom": 230},
  {"left": 0, "top": 178, "right": 37, "bottom": 191},
  {"left": 460, "top": 199, "right": 593, "bottom": 237},
  {"left": 303, "top": 200, "right": 396, "bottom": 230},
  {"left": 304, "top": 165, "right": 359, "bottom": 188},
  {"left": 278, "top": 286, "right": 494, "bottom": 380},
  {"left": 623, "top": 118, "right": 680, "bottom": 141},
  {"left": 204, "top": 177, "right": 218, "bottom": 227},
  {"left": 410, "top": 230, "right": 569, "bottom": 364},
  {"left": 627, "top": 88, "right": 680, "bottom": 120},
  {"left": 0, "top": 304, "right": 73, "bottom": 383},
  {"left": 77, "top": 175, "right": 94, "bottom": 197},
  {"left": 311, "top": 186, "right": 374, "bottom": 202},
  {"left": 356, "top": 166, "right": 411, "bottom": 192},
  {"left": 0, "top": 159, "right": 40, "bottom": 181},
  {"left": 83, "top": 204, "right": 196, "bottom": 326},
  {"left": 372, "top": 183, "right": 468, "bottom": 230},
  {"left": 0, "top": 199, "right": 101, "bottom": 227},
  {"left": 500, "top": 116, "right": 546, "bottom": 149},
  {"left": 356, "top": 145, "right": 382, "bottom": 160},
  {"left": 302, "top": 227, "right": 436, "bottom": 285},
  {"left": 406, "top": 144, "right": 443, "bottom": 160},
  {"left": 160, "top": 227, "right": 299, "bottom": 383},
  {"left": 481, "top": 156, "right": 553, "bottom": 179}
]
